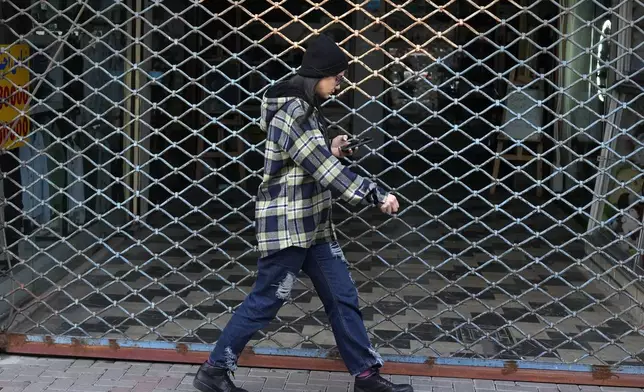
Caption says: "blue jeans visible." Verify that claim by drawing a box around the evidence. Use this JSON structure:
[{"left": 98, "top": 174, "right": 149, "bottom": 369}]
[{"left": 208, "top": 242, "right": 384, "bottom": 376}]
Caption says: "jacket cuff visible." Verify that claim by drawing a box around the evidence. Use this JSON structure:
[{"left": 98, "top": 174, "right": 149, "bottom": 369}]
[{"left": 369, "top": 186, "right": 388, "bottom": 206}]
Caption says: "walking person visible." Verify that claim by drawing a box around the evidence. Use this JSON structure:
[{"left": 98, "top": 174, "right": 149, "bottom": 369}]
[{"left": 194, "top": 34, "right": 412, "bottom": 392}]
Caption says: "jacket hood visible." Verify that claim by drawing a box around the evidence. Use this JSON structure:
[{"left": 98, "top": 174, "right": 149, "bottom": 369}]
[{"left": 260, "top": 81, "right": 311, "bottom": 133}]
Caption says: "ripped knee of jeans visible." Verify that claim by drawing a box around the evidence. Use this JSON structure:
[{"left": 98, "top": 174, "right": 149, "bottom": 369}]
[
  {"left": 331, "top": 242, "right": 355, "bottom": 284},
  {"left": 330, "top": 241, "right": 346, "bottom": 262},
  {"left": 275, "top": 272, "right": 295, "bottom": 300},
  {"left": 224, "top": 346, "right": 238, "bottom": 372}
]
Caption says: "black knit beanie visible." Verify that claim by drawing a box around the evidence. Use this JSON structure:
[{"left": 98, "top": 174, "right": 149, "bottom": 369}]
[{"left": 298, "top": 34, "right": 349, "bottom": 78}]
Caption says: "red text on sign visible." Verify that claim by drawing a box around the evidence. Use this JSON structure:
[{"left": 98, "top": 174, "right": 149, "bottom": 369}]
[
  {"left": 0, "top": 86, "right": 30, "bottom": 109},
  {"left": 0, "top": 116, "right": 30, "bottom": 145}
]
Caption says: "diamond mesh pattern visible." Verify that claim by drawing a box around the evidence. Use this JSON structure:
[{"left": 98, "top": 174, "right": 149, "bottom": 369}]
[{"left": 0, "top": 0, "right": 643, "bottom": 367}]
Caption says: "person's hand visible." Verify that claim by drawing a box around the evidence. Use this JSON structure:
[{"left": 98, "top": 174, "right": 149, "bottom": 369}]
[
  {"left": 380, "top": 194, "right": 399, "bottom": 215},
  {"left": 331, "top": 135, "right": 353, "bottom": 158}
]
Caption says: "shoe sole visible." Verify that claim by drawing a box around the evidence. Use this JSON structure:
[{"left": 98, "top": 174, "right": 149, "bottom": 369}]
[{"left": 193, "top": 378, "right": 218, "bottom": 392}]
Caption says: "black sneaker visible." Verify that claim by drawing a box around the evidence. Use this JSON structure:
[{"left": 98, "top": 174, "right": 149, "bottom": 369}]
[
  {"left": 193, "top": 362, "right": 248, "bottom": 392},
  {"left": 354, "top": 371, "right": 414, "bottom": 392}
]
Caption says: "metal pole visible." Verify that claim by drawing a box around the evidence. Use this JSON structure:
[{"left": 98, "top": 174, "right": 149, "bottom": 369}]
[
  {"left": 132, "top": 0, "right": 142, "bottom": 218},
  {"left": 122, "top": 0, "right": 142, "bottom": 220}
]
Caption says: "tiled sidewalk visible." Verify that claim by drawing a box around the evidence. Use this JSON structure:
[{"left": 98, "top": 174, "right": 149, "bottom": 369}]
[{"left": 0, "top": 355, "right": 641, "bottom": 392}]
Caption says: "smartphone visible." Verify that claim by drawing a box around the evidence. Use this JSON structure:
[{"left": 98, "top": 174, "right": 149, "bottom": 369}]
[{"left": 340, "top": 137, "right": 373, "bottom": 152}]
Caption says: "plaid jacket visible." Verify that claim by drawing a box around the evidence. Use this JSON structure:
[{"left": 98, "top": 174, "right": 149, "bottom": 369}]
[{"left": 256, "top": 88, "right": 388, "bottom": 257}]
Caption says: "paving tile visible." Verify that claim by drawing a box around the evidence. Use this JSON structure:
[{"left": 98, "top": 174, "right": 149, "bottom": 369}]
[
  {"left": 13, "top": 375, "right": 49, "bottom": 383},
  {"left": 18, "top": 367, "right": 47, "bottom": 377},
  {"left": 309, "top": 371, "right": 331, "bottom": 380},
  {"left": 48, "top": 378, "right": 75, "bottom": 390},
  {"left": 284, "top": 384, "right": 325, "bottom": 392},
  {"left": 23, "top": 382, "right": 52, "bottom": 392},
  {"left": 109, "top": 388, "right": 134, "bottom": 392},
  {"left": 454, "top": 383, "right": 475, "bottom": 392},
  {"left": 412, "top": 376, "right": 434, "bottom": 385},
  {"left": 70, "top": 374, "right": 101, "bottom": 386},
  {"left": 508, "top": 387, "right": 539, "bottom": 392},
  {"left": 102, "top": 369, "right": 127, "bottom": 380},
  {"left": 263, "top": 377, "right": 286, "bottom": 389},
  {"left": 249, "top": 369, "right": 291, "bottom": 377},
  {"left": 68, "top": 386, "right": 112, "bottom": 392},
  {"left": 474, "top": 380, "right": 497, "bottom": 390},
  {"left": 288, "top": 372, "right": 310, "bottom": 384},
  {"left": 0, "top": 381, "right": 30, "bottom": 389},
  {"left": 600, "top": 389, "right": 643, "bottom": 392},
  {"left": 518, "top": 383, "right": 560, "bottom": 388},
  {"left": 391, "top": 375, "right": 411, "bottom": 384},
  {"left": 169, "top": 365, "right": 194, "bottom": 373},
  {"left": 331, "top": 373, "right": 355, "bottom": 382},
  {"left": 557, "top": 386, "right": 580, "bottom": 392},
  {"left": 132, "top": 381, "right": 160, "bottom": 392},
  {"left": 70, "top": 360, "right": 95, "bottom": 368},
  {"left": 434, "top": 387, "right": 455, "bottom": 392},
  {"left": 122, "top": 376, "right": 164, "bottom": 384},
  {"left": 496, "top": 381, "right": 517, "bottom": 388},
  {"left": 157, "top": 377, "right": 181, "bottom": 389},
  {"left": 1, "top": 387, "right": 30, "bottom": 392},
  {"left": 93, "top": 379, "right": 137, "bottom": 388},
  {"left": 243, "top": 381, "right": 267, "bottom": 392}
]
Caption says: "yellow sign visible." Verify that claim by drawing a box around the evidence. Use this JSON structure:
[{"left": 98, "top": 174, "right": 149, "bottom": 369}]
[{"left": 0, "top": 44, "right": 30, "bottom": 150}]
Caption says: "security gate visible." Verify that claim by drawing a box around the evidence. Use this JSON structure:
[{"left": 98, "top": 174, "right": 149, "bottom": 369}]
[{"left": 0, "top": 0, "right": 643, "bottom": 384}]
